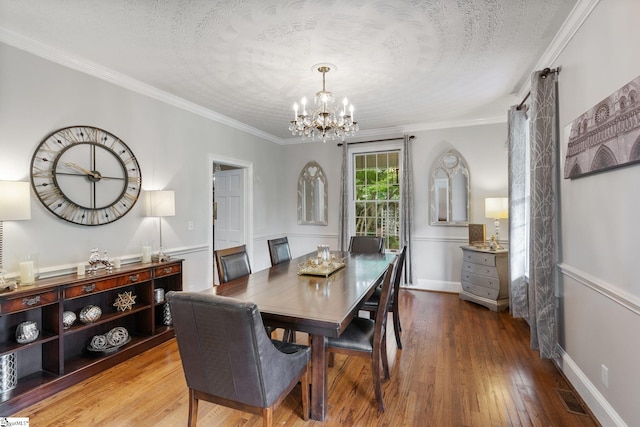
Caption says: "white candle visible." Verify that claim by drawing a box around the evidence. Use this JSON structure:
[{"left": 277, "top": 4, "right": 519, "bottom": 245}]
[
  {"left": 77, "top": 263, "right": 86, "bottom": 276},
  {"left": 142, "top": 246, "right": 152, "bottom": 263},
  {"left": 19, "top": 261, "right": 35, "bottom": 284},
  {"left": 113, "top": 258, "right": 121, "bottom": 269}
]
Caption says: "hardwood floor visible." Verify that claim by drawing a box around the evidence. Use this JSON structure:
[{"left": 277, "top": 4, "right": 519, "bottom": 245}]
[{"left": 15, "top": 290, "right": 599, "bottom": 426}]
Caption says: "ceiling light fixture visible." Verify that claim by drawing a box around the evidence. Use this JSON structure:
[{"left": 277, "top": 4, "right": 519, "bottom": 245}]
[{"left": 289, "top": 64, "right": 359, "bottom": 143}]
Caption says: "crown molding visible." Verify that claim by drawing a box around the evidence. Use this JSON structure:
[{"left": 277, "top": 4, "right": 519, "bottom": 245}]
[
  {"left": 0, "top": 26, "right": 284, "bottom": 145},
  {"left": 516, "top": 0, "right": 600, "bottom": 99}
]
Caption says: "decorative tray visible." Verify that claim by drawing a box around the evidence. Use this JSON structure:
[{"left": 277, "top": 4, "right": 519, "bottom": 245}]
[{"left": 297, "top": 258, "right": 345, "bottom": 277}]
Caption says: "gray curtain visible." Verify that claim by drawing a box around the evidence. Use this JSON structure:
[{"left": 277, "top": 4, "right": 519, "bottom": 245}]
[
  {"left": 508, "top": 70, "right": 560, "bottom": 359},
  {"left": 401, "top": 134, "right": 414, "bottom": 285},
  {"left": 338, "top": 141, "right": 349, "bottom": 252}
]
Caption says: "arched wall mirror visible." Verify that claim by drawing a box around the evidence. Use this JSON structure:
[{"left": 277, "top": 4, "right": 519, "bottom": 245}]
[
  {"left": 298, "top": 161, "right": 328, "bottom": 225},
  {"left": 430, "top": 149, "right": 470, "bottom": 226}
]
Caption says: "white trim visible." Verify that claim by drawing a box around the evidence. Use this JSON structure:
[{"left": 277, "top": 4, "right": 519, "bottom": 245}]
[
  {"left": 410, "top": 279, "right": 461, "bottom": 293},
  {"left": 15, "top": 244, "right": 208, "bottom": 280},
  {"left": 556, "top": 347, "right": 627, "bottom": 427},
  {"left": 558, "top": 263, "right": 640, "bottom": 316},
  {"left": 347, "top": 142, "right": 404, "bottom": 245}
]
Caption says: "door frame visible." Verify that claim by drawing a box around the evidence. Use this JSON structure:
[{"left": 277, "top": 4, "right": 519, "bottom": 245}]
[{"left": 208, "top": 154, "right": 253, "bottom": 285}]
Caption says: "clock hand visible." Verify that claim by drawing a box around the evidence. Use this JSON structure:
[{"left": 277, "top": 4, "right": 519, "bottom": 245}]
[{"left": 64, "top": 162, "right": 100, "bottom": 179}]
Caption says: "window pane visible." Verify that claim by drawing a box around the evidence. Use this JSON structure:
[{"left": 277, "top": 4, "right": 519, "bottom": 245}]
[{"left": 352, "top": 151, "right": 401, "bottom": 250}]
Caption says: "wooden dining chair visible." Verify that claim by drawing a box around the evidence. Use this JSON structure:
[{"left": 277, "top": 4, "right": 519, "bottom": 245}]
[
  {"left": 214, "top": 245, "right": 251, "bottom": 284},
  {"left": 167, "top": 291, "right": 310, "bottom": 427},
  {"left": 348, "top": 236, "right": 385, "bottom": 254},
  {"left": 267, "top": 237, "right": 292, "bottom": 266},
  {"left": 360, "top": 246, "right": 406, "bottom": 349},
  {"left": 266, "top": 237, "right": 297, "bottom": 342},
  {"left": 326, "top": 257, "right": 397, "bottom": 413}
]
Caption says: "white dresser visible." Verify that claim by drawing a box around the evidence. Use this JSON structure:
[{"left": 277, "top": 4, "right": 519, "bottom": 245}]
[{"left": 459, "top": 246, "right": 509, "bottom": 311}]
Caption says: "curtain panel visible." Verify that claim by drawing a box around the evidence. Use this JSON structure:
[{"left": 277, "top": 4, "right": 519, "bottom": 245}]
[
  {"left": 338, "top": 141, "right": 349, "bottom": 252},
  {"left": 508, "top": 70, "right": 560, "bottom": 359},
  {"left": 401, "top": 134, "right": 414, "bottom": 285}
]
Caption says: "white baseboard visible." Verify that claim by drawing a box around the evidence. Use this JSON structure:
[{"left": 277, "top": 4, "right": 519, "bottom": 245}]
[
  {"left": 556, "top": 345, "right": 626, "bottom": 426},
  {"left": 404, "top": 279, "right": 461, "bottom": 293}
]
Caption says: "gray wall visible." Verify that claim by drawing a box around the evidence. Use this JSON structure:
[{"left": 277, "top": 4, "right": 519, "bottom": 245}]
[{"left": 552, "top": 0, "right": 640, "bottom": 425}]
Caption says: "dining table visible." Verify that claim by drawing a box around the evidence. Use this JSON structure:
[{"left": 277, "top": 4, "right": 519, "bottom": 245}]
[{"left": 211, "top": 250, "right": 396, "bottom": 421}]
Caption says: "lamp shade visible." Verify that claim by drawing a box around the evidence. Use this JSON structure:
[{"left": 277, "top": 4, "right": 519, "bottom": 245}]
[
  {"left": 0, "top": 181, "right": 31, "bottom": 220},
  {"left": 485, "top": 197, "right": 508, "bottom": 219},
  {"left": 144, "top": 191, "right": 175, "bottom": 217}
]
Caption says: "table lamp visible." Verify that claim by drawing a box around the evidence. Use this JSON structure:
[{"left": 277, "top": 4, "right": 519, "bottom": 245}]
[
  {"left": 0, "top": 181, "right": 32, "bottom": 284},
  {"left": 485, "top": 197, "right": 508, "bottom": 250},
  {"left": 144, "top": 190, "right": 175, "bottom": 262}
]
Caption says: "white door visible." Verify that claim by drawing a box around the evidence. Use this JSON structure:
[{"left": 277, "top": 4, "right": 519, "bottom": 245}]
[{"left": 214, "top": 168, "right": 245, "bottom": 251}]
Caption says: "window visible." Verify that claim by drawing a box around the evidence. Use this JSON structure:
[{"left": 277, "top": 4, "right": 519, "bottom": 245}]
[{"left": 353, "top": 150, "right": 401, "bottom": 250}]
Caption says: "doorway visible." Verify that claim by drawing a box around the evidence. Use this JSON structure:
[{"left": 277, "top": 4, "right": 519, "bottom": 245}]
[{"left": 209, "top": 154, "right": 253, "bottom": 285}]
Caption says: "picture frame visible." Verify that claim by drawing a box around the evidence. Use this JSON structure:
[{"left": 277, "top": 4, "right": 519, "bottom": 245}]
[{"left": 468, "top": 224, "right": 486, "bottom": 247}]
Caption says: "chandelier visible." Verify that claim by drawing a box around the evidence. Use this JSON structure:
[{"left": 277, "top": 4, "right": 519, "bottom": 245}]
[{"left": 289, "top": 64, "right": 359, "bottom": 142}]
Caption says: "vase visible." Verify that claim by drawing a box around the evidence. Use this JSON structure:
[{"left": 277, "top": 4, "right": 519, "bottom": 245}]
[
  {"left": 163, "top": 302, "right": 172, "bottom": 326},
  {"left": 0, "top": 353, "right": 16, "bottom": 393}
]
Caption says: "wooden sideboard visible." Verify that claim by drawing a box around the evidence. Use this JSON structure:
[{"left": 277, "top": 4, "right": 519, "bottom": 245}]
[
  {"left": 459, "top": 246, "right": 509, "bottom": 312},
  {"left": 0, "top": 259, "right": 182, "bottom": 415}
]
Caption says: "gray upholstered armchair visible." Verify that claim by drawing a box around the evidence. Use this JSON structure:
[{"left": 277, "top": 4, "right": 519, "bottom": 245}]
[{"left": 166, "top": 291, "right": 310, "bottom": 427}]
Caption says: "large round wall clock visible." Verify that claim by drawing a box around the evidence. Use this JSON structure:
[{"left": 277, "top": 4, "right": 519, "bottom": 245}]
[{"left": 30, "top": 126, "right": 142, "bottom": 226}]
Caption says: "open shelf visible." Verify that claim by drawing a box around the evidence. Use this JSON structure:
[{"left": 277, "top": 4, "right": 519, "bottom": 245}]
[{"left": 0, "top": 259, "right": 182, "bottom": 415}]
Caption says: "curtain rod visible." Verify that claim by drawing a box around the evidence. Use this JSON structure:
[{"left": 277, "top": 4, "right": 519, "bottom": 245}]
[
  {"left": 337, "top": 135, "right": 415, "bottom": 146},
  {"left": 516, "top": 67, "right": 561, "bottom": 111}
]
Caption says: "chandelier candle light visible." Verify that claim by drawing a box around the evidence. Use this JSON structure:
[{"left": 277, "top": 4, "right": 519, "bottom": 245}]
[{"left": 289, "top": 64, "right": 359, "bottom": 142}]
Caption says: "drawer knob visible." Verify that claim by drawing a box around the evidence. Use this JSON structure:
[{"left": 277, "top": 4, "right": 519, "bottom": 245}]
[
  {"left": 82, "top": 284, "right": 96, "bottom": 293},
  {"left": 128, "top": 274, "right": 139, "bottom": 282},
  {"left": 163, "top": 267, "right": 173, "bottom": 274},
  {"left": 22, "top": 295, "right": 41, "bottom": 307}
]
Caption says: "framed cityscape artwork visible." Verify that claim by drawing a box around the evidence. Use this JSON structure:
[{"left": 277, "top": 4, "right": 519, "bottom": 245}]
[{"left": 564, "top": 74, "right": 640, "bottom": 179}]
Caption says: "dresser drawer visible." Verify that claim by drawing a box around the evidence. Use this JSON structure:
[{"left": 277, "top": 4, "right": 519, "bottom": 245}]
[
  {"left": 154, "top": 263, "right": 181, "bottom": 278},
  {"left": 0, "top": 289, "right": 59, "bottom": 315},
  {"left": 461, "top": 271, "right": 501, "bottom": 290},
  {"left": 64, "top": 271, "right": 151, "bottom": 299},
  {"left": 462, "top": 261, "right": 498, "bottom": 278},
  {"left": 462, "top": 281, "right": 500, "bottom": 299},
  {"left": 463, "top": 251, "right": 497, "bottom": 267}
]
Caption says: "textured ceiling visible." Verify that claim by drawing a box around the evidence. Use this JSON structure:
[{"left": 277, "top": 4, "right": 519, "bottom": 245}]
[{"left": 0, "top": 0, "right": 578, "bottom": 143}]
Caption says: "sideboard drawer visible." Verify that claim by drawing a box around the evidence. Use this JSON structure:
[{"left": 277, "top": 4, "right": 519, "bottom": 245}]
[
  {"left": 64, "top": 271, "right": 151, "bottom": 298},
  {"left": 154, "top": 263, "right": 181, "bottom": 278},
  {"left": 0, "top": 289, "right": 59, "bottom": 315}
]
